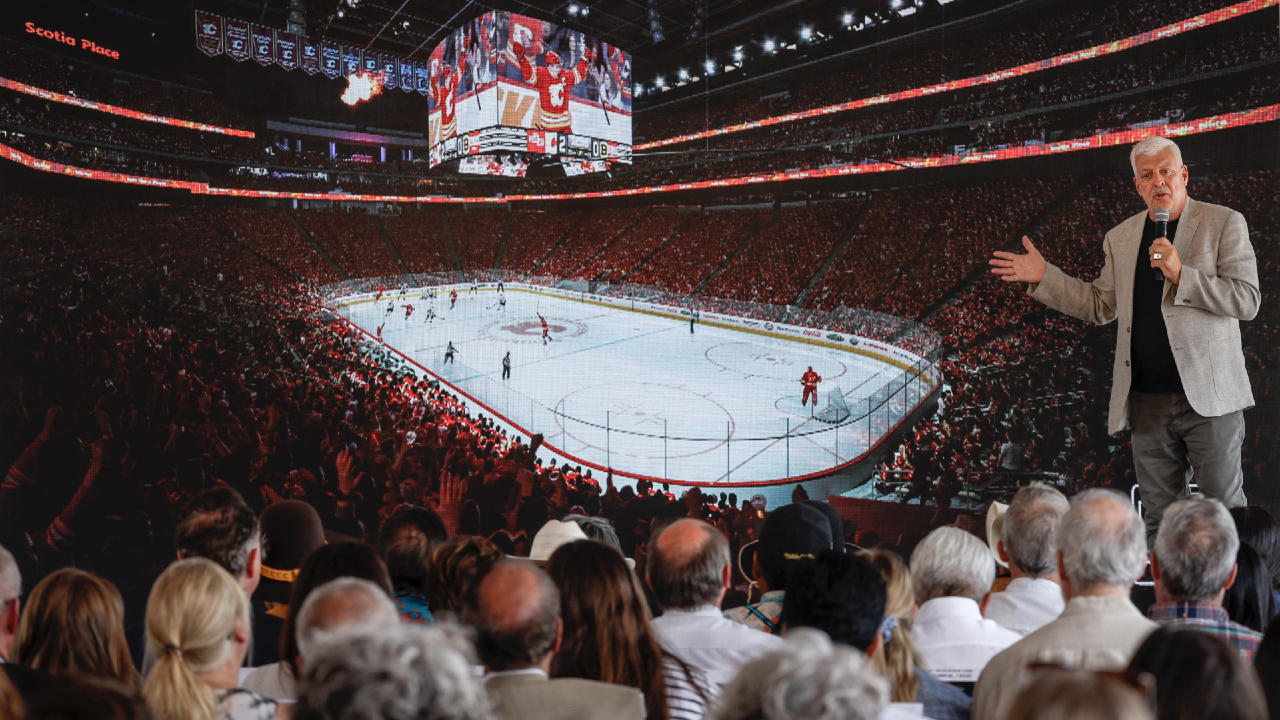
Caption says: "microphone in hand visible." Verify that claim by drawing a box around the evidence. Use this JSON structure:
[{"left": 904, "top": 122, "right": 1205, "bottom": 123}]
[{"left": 1152, "top": 208, "right": 1170, "bottom": 282}]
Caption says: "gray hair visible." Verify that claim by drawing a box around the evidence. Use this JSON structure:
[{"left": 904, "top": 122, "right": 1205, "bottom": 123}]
[
  {"left": 710, "top": 628, "right": 888, "bottom": 720},
  {"left": 297, "top": 623, "right": 492, "bottom": 720},
  {"left": 1002, "top": 483, "right": 1071, "bottom": 578},
  {"left": 647, "top": 519, "right": 730, "bottom": 610},
  {"left": 563, "top": 514, "right": 623, "bottom": 555},
  {"left": 0, "top": 544, "right": 20, "bottom": 601},
  {"left": 296, "top": 577, "right": 402, "bottom": 663},
  {"left": 1154, "top": 497, "right": 1239, "bottom": 602},
  {"left": 1130, "top": 136, "right": 1183, "bottom": 175},
  {"left": 910, "top": 526, "right": 996, "bottom": 604},
  {"left": 1058, "top": 489, "right": 1147, "bottom": 591}
]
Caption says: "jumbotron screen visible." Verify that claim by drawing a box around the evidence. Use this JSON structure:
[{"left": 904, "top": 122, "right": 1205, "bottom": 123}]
[{"left": 426, "top": 12, "right": 632, "bottom": 170}]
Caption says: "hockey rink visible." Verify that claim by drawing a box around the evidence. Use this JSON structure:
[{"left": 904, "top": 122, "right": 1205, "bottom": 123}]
[{"left": 335, "top": 285, "right": 933, "bottom": 485}]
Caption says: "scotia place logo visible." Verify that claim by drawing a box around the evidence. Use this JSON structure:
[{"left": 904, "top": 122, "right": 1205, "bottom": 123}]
[{"left": 487, "top": 318, "right": 588, "bottom": 342}]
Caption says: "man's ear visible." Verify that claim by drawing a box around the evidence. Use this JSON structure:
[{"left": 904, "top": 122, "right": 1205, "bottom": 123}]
[
  {"left": 867, "top": 628, "right": 882, "bottom": 660},
  {"left": 721, "top": 562, "right": 732, "bottom": 590},
  {"left": 1149, "top": 552, "right": 1161, "bottom": 583},
  {"left": 1223, "top": 562, "right": 1239, "bottom": 592},
  {"left": 551, "top": 618, "right": 563, "bottom": 655},
  {"left": 4, "top": 598, "right": 20, "bottom": 636},
  {"left": 997, "top": 540, "right": 1010, "bottom": 565}
]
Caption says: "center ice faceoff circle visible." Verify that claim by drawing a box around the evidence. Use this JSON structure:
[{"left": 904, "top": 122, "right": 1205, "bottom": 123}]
[
  {"left": 705, "top": 341, "right": 849, "bottom": 382},
  {"left": 481, "top": 316, "right": 588, "bottom": 343}
]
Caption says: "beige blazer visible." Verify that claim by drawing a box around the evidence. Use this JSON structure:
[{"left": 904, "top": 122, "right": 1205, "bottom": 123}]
[
  {"left": 484, "top": 672, "right": 645, "bottom": 720},
  {"left": 1029, "top": 198, "right": 1259, "bottom": 434}
]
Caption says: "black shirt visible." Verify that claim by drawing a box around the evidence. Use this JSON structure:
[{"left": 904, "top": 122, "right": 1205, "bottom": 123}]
[{"left": 1131, "top": 214, "right": 1183, "bottom": 393}]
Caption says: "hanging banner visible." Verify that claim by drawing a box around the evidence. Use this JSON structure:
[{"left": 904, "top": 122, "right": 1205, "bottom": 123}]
[
  {"left": 362, "top": 49, "right": 380, "bottom": 75},
  {"left": 415, "top": 60, "right": 431, "bottom": 95},
  {"left": 251, "top": 25, "right": 275, "bottom": 65},
  {"left": 343, "top": 45, "right": 361, "bottom": 76},
  {"left": 382, "top": 54, "right": 399, "bottom": 88},
  {"left": 195, "top": 11, "right": 224, "bottom": 56},
  {"left": 300, "top": 41, "right": 320, "bottom": 74},
  {"left": 398, "top": 58, "right": 414, "bottom": 92},
  {"left": 321, "top": 40, "right": 342, "bottom": 77},
  {"left": 224, "top": 19, "right": 250, "bottom": 61},
  {"left": 275, "top": 32, "right": 298, "bottom": 70}
]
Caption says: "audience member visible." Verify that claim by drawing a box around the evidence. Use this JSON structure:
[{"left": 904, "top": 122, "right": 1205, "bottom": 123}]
[
  {"left": 526, "top": 520, "right": 589, "bottom": 565},
  {"left": 1125, "top": 626, "right": 1267, "bottom": 720},
  {"left": 909, "top": 527, "right": 1020, "bottom": 685},
  {"left": 1255, "top": 615, "right": 1280, "bottom": 720},
  {"left": 1148, "top": 497, "right": 1263, "bottom": 660},
  {"left": 294, "top": 624, "right": 491, "bottom": 720},
  {"left": 984, "top": 483, "right": 1069, "bottom": 635},
  {"left": 142, "top": 558, "right": 277, "bottom": 720},
  {"left": 25, "top": 677, "right": 150, "bottom": 720},
  {"left": 13, "top": 569, "right": 140, "bottom": 689},
  {"left": 709, "top": 629, "right": 888, "bottom": 720},
  {"left": 0, "top": 670, "right": 20, "bottom": 720},
  {"left": 254, "top": 501, "right": 327, "bottom": 618},
  {"left": 294, "top": 578, "right": 401, "bottom": 667},
  {"left": 474, "top": 560, "right": 644, "bottom": 720},
  {"left": 547, "top": 540, "right": 713, "bottom": 720},
  {"left": 973, "top": 489, "right": 1155, "bottom": 720},
  {"left": 725, "top": 503, "right": 833, "bottom": 633},
  {"left": 1223, "top": 542, "right": 1276, "bottom": 632},
  {"left": 1229, "top": 506, "right": 1280, "bottom": 610},
  {"left": 424, "top": 536, "right": 503, "bottom": 619},
  {"left": 0, "top": 545, "right": 20, "bottom": 662},
  {"left": 862, "top": 550, "right": 972, "bottom": 720},
  {"left": 1004, "top": 670, "right": 1153, "bottom": 720},
  {"left": 647, "top": 519, "right": 782, "bottom": 687},
  {"left": 377, "top": 506, "right": 447, "bottom": 625}
]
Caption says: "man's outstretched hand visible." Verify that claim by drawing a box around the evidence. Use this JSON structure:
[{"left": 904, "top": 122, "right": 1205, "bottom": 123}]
[{"left": 990, "top": 236, "right": 1047, "bottom": 284}]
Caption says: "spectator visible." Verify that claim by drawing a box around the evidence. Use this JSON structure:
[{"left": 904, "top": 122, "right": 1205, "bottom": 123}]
[
  {"left": 1004, "top": 671, "right": 1153, "bottom": 720},
  {"left": 527, "top": 520, "right": 590, "bottom": 565},
  {"left": 1125, "top": 626, "right": 1267, "bottom": 720},
  {"left": 1229, "top": 506, "right": 1280, "bottom": 610},
  {"left": 973, "top": 489, "right": 1155, "bottom": 720},
  {"left": 709, "top": 629, "right": 888, "bottom": 720},
  {"left": 474, "top": 559, "right": 644, "bottom": 720},
  {"left": 647, "top": 519, "right": 782, "bottom": 687},
  {"left": 984, "top": 482, "right": 1070, "bottom": 635},
  {"left": 25, "top": 677, "right": 151, "bottom": 720},
  {"left": 861, "top": 550, "right": 972, "bottom": 720},
  {"left": 1149, "top": 496, "right": 1262, "bottom": 660},
  {"left": 724, "top": 503, "right": 833, "bottom": 633},
  {"left": 424, "top": 536, "right": 503, "bottom": 619},
  {"left": 547, "top": 540, "right": 713, "bottom": 720},
  {"left": 13, "top": 569, "right": 140, "bottom": 689},
  {"left": 909, "top": 527, "right": 1020, "bottom": 685},
  {"left": 781, "top": 549, "right": 885, "bottom": 648},
  {"left": 1222, "top": 543, "right": 1276, "bottom": 632},
  {"left": 377, "top": 506, "right": 447, "bottom": 625},
  {"left": 142, "top": 558, "right": 277, "bottom": 720},
  {"left": 254, "top": 501, "right": 327, "bottom": 619},
  {"left": 0, "top": 545, "right": 20, "bottom": 662},
  {"left": 0, "top": 671, "right": 20, "bottom": 720},
  {"left": 1255, "top": 615, "right": 1280, "bottom": 720},
  {"left": 160, "top": 488, "right": 282, "bottom": 667},
  {"left": 244, "top": 541, "right": 394, "bottom": 702},
  {"left": 294, "top": 578, "right": 401, "bottom": 667},
  {"left": 294, "top": 625, "right": 491, "bottom": 720}
]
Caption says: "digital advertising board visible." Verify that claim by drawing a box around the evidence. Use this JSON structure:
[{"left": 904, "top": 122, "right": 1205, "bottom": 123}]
[{"left": 427, "top": 12, "right": 631, "bottom": 170}]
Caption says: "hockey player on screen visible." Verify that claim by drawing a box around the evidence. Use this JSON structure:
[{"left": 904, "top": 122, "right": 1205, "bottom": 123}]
[
  {"left": 449, "top": 289, "right": 458, "bottom": 309},
  {"left": 445, "top": 341, "right": 457, "bottom": 364},
  {"left": 430, "top": 47, "right": 467, "bottom": 143},
  {"left": 512, "top": 41, "right": 593, "bottom": 132},
  {"left": 538, "top": 313, "right": 552, "bottom": 344},
  {"left": 404, "top": 304, "right": 414, "bottom": 320},
  {"left": 801, "top": 367, "right": 822, "bottom": 409},
  {"left": 376, "top": 323, "right": 385, "bottom": 344}
]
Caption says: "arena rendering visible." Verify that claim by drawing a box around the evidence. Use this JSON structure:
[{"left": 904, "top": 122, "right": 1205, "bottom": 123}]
[{"left": 1, "top": 0, "right": 1278, "bottom": 716}]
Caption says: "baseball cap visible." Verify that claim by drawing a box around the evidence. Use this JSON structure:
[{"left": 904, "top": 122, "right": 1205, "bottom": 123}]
[
  {"left": 254, "top": 500, "right": 326, "bottom": 604},
  {"left": 738, "top": 503, "right": 833, "bottom": 589}
]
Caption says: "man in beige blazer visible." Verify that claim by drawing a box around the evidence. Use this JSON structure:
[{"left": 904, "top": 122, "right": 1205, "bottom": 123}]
[
  {"left": 990, "top": 136, "right": 1259, "bottom": 543},
  {"left": 474, "top": 559, "right": 645, "bottom": 720}
]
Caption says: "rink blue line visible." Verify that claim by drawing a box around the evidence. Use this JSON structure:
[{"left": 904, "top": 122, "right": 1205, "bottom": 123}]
[{"left": 450, "top": 324, "right": 680, "bottom": 384}]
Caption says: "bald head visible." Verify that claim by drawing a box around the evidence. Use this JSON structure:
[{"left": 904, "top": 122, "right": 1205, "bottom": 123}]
[
  {"left": 473, "top": 560, "right": 560, "bottom": 671},
  {"left": 647, "top": 518, "right": 730, "bottom": 610},
  {"left": 296, "top": 578, "right": 401, "bottom": 663}
]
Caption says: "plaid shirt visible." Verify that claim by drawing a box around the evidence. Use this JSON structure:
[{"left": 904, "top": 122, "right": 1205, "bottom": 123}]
[{"left": 1148, "top": 601, "right": 1263, "bottom": 662}]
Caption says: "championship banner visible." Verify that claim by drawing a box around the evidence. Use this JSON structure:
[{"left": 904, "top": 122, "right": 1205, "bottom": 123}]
[
  {"left": 301, "top": 42, "right": 320, "bottom": 74},
  {"left": 321, "top": 40, "right": 342, "bottom": 77},
  {"left": 224, "top": 19, "right": 250, "bottom": 61},
  {"left": 275, "top": 32, "right": 298, "bottom": 70},
  {"left": 195, "top": 11, "right": 223, "bottom": 57},
  {"left": 382, "top": 54, "right": 398, "bottom": 89},
  {"left": 362, "top": 49, "right": 380, "bottom": 75},
  {"left": 251, "top": 25, "right": 275, "bottom": 65},
  {"left": 415, "top": 60, "right": 431, "bottom": 95},
  {"left": 343, "top": 46, "right": 360, "bottom": 76},
  {"left": 399, "top": 58, "right": 414, "bottom": 92}
]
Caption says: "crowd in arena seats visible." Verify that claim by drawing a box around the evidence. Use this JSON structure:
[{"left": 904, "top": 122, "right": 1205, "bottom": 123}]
[
  {"left": 535, "top": 207, "right": 649, "bottom": 278},
  {"left": 573, "top": 209, "right": 693, "bottom": 282},
  {"left": 203, "top": 208, "right": 344, "bottom": 284},
  {"left": 382, "top": 210, "right": 457, "bottom": 274},
  {"left": 450, "top": 209, "right": 508, "bottom": 273},
  {"left": 498, "top": 209, "right": 586, "bottom": 274},
  {"left": 626, "top": 211, "right": 765, "bottom": 295},
  {"left": 293, "top": 209, "right": 403, "bottom": 280}
]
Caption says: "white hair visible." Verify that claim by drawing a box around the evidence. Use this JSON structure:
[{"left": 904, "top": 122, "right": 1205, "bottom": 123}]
[
  {"left": 1154, "top": 497, "right": 1239, "bottom": 602},
  {"left": 710, "top": 628, "right": 888, "bottom": 720},
  {"left": 297, "top": 623, "right": 492, "bottom": 720},
  {"left": 909, "top": 526, "right": 996, "bottom": 603},
  {"left": 1002, "top": 483, "right": 1071, "bottom": 578},
  {"left": 0, "top": 544, "right": 20, "bottom": 601},
  {"left": 1058, "top": 489, "right": 1147, "bottom": 591},
  {"left": 296, "top": 577, "right": 401, "bottom": 663},
  {"left": 1130, "top": 136, "right": 1183, "bottom": 175}
]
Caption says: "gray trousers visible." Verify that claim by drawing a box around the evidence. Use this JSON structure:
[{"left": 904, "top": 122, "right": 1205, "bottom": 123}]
[{"left": 1129, "top": 391, "right": 1246, "bottom": 545}]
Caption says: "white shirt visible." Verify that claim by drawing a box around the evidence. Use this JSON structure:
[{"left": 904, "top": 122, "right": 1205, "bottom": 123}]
[
  {"left": 651, "top": 605, "right": 784, "bottom": 687},
  {"left": 913, "top": 596, "right": 1023, "bottom": 683},
  {"left": 242, "top": 662, "right": 297, "bottom": 702},
  {"left": 984, "top": 577, "right": 1066, "bottom": 636},
  {"left": 879, "top": 704, "right": 927, "bottom": 720}
]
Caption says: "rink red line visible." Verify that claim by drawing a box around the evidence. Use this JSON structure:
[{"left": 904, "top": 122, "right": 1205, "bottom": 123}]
[{"left": 335, "top": 313, "right": 937, "bottom": 487}]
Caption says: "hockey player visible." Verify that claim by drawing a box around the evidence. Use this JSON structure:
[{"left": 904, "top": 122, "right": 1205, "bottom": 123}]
[
  {"left": 444, "top": 341, "right": 457, "bottom": 364},
  {"left": 512, "top": 41, "right": 593, "bottom": 132},
  {"left": 498, "top": 295, "right": 507, "bottom": 312},
  {"left": 375, "top": 286, "right": 386, "bottom": 301},
  {"left": 502, "top": 351, "right": 511, "bottom": 380},
  {"left": 405, "top": 304, "right": 415, "bottom": 320},
  {"left": 449, "top": 290, "right": 458, "bottom": 309},
  {"left": 538, "top": 313, "right": 551, "bottom": 344},
  {"left": 423, "top": 306, "right": 437, "bottom": 323},
  {"left": 689, "top": 308, "right": 699, "bottom": 334},
  {"left": 386, "top": 301, "right": 395, "bottom": 316},
  {"left": 376, "top": 323, "right": 385, "bottom": 344},
  {"left": 429, "top": 48, "right": 467, "bottom": 143},
  {"left": 801, "top": 367, "right": 822, "bottom": 408}
]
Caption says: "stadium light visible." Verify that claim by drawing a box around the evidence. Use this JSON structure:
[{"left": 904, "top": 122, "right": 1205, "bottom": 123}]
[
  {"left": 842, "top": 12, "right": 854, "bottom": 25},
  {"left": 800, "top": 26, "right": 812, "bottom": 40},
  {"left": 634, "top": 84, "right": 644, "bottom": 96},
  {"left": 654, "top": 76, "right": 665, "bottom": 87},
  {"left": 762, "top": 38, "right": 776, "bottom": 53},
  {"left": 704, "top": 59, "right": 716, "bottom": 74},
  {"left": 732, "top": 47, "right": 744, "bottom": 62},
  {"left": 890, "top": 0, "right": 903, "bottom": 7},
  {"left": 567, "top": 3, "right": 580, "bottom": 16},
  {"left": 581, "top": 6, "right": 589, "bottom": 15},
  {"left": 336, "top": 9, "right": 344, "bottom": 17},
  {"left": 678, "top": 68, "right": 689, "bottom": 80}
]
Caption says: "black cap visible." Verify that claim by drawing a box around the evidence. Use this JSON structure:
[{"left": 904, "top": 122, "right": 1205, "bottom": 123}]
[{"left": 738, "top": 503, "right": 833, "bottom": 590}]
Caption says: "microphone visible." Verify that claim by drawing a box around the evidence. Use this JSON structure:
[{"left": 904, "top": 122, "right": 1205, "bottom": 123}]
[{"left": 1152, "top": 208, "right": 1170, "bottom": 282}]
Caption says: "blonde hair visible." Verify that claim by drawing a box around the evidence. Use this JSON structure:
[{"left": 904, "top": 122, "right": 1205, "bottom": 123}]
[
  {"left": 143, "top": 558, "right": 250, "bottom": 720},
  {"left": 13, "top": 568, "right": 141, "bottom": 689},
  {"left": 861, "top": 550, "right": 921, "bottom": 703},
  {"left": 1006, "top": 670, "right": 1153, "bottom": 720}
]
